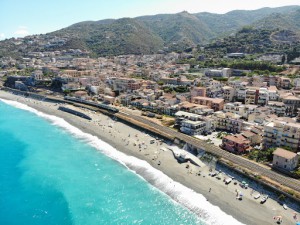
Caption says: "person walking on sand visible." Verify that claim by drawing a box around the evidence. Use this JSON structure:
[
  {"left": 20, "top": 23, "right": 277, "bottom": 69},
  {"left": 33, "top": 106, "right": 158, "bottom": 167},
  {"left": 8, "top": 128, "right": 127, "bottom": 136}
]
[{"left": 209, "top": 188, "right": 211, "bottom": 192}]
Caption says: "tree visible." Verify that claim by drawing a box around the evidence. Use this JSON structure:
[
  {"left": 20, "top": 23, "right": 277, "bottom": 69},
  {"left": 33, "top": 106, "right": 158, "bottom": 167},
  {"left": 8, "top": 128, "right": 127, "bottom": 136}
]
[{"left": 157, "top": 80, "right": 164, "bottom": 86}]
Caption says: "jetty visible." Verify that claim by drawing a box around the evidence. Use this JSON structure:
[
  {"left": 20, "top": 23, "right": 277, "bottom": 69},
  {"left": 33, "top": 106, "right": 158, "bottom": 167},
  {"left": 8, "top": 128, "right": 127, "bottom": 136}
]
[{"left": 58, "top": 106, "right": 92, "bottom": 120}]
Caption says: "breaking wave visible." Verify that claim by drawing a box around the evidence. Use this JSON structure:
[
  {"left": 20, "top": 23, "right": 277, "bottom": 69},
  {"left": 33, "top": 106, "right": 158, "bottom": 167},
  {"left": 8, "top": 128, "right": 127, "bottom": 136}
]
[{"left": 0, "top": 98, "right": 245, "bottom": 225}]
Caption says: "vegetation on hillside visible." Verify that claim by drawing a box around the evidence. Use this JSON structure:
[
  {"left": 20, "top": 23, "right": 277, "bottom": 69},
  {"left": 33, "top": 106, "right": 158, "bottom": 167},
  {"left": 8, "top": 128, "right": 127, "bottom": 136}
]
[{"left": 0, "top": 6, "right": 300, "bottom": 57}]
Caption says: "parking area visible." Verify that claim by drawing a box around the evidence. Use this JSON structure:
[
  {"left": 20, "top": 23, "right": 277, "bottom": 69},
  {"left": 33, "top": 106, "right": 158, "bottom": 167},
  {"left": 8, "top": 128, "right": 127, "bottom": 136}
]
[{"left": 194, "top": 131, "right": 229, "bottom": 147}]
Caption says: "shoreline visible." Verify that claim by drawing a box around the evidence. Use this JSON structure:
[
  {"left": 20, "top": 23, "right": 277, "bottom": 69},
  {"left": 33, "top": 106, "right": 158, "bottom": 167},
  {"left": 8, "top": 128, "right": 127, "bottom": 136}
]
[{"left": 0, "top": 90, "right": 299, "bottom": 225}]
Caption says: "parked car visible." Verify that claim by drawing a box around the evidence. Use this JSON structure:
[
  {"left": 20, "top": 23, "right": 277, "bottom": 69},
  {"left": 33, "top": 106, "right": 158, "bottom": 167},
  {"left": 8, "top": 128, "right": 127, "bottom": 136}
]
[{"left": 260, "top": 195, "right": 269, "bottom": 204}]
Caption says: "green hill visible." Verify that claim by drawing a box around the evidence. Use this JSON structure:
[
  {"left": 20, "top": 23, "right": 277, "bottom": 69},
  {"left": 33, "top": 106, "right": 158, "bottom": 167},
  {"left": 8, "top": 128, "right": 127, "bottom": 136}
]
[
  {"left": 49, "top": 18, "right": 164, "bottom": 56},
  {"left": 1, "top": 5, "right": 300, "bottom": 58}
]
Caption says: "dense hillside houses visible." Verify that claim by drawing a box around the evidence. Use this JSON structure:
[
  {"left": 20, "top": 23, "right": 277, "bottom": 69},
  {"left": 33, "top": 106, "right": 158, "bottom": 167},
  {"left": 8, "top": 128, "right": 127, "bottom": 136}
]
[{"left": 1, "top": 20, "right": 300, "bottom": 178}]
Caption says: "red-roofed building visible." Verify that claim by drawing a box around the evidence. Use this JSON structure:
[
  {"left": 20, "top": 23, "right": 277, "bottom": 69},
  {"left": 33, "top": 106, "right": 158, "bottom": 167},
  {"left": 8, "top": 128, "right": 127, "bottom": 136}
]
[{"left": 221, "top": 134, "right": 252, "bottom": 154}]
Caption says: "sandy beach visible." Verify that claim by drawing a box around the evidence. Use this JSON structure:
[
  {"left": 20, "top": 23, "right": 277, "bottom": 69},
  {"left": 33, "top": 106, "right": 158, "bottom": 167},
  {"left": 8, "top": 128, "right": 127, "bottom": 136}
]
[{"left": 0, "top": 90, "right": 299, "bottom": 225}]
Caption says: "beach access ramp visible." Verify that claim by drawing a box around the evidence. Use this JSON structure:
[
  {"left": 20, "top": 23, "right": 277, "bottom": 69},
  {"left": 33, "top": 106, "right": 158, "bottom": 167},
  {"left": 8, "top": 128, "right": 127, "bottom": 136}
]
[{"left": 167, "top": 146, "right": 205, "bottom": 167}]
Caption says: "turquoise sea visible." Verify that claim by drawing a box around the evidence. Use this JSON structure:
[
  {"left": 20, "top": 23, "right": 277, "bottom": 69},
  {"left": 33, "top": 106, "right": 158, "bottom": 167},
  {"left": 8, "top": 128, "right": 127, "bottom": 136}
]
[{"left": 0, "top": 99, "right": 243, "bottom": 225}]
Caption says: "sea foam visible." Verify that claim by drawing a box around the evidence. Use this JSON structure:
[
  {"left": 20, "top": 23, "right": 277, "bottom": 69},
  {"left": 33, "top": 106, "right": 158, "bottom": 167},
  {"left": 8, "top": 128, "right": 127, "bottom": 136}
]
[{"left": 0, "top": 98, "right": 245, "bottom": 225}]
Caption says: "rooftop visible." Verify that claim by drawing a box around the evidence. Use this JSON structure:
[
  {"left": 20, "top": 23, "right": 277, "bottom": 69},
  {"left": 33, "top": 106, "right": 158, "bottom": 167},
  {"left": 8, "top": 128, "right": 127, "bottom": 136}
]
[
  {"left": 224, "top": 134, "right": 250, "bottom": 145},
  {"left": 273, "top": 148, "right": 298, "bottom": 159}
]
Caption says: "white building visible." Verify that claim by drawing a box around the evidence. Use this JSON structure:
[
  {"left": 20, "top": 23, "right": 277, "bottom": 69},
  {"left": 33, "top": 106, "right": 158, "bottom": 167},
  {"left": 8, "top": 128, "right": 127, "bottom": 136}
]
[{"left": 273, "top": 148, "right": 300, "bottom": 171}]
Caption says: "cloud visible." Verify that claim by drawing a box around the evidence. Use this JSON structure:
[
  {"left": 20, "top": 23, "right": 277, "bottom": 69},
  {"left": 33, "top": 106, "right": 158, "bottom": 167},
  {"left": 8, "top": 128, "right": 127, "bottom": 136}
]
[
  {"left": 14, "top": 26, "right": 29, "bottom": 37},
  {"left": 0, "top": 33, "right": 5, "bottom": 40}
]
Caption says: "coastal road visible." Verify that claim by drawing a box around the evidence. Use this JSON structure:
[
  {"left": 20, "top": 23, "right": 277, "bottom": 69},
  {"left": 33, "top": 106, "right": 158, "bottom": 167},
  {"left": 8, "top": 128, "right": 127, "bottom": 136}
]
[{"left": 117, "top": 111, "right": 300, "bottom": 193}]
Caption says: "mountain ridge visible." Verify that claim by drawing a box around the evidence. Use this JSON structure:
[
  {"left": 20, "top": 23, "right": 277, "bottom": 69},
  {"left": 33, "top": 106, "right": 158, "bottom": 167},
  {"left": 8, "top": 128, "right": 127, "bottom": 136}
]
[{"left": 1, "top": 5, "right": 300, "bottom": 57}]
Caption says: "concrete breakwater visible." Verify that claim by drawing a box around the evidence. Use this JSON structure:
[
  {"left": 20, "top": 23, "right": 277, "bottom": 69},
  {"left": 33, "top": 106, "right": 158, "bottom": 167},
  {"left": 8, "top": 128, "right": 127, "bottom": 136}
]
[{"left": 58, "top": 106, "right": 92, "bottom": 120}]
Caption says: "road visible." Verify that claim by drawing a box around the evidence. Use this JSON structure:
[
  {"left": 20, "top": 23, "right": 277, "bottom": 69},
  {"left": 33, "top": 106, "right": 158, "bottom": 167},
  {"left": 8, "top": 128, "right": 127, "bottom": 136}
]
[
  {"left": 117, "top": 110, "right": 300, "bottom": 193},
  {"left": 44, "top": 95, "right": 300, "bottom": 194}
]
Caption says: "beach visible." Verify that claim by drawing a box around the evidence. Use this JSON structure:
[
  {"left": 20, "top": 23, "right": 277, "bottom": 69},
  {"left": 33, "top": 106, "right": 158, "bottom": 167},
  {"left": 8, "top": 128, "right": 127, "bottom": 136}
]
[{"left": 0, "top": 90, "right": 299, "bottom": 225}]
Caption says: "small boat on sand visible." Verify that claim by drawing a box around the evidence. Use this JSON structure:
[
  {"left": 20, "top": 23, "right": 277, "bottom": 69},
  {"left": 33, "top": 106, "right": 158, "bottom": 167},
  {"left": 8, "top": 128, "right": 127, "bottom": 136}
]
[{"left": 283, "top": 204, "right": 287, "bottom": 210}]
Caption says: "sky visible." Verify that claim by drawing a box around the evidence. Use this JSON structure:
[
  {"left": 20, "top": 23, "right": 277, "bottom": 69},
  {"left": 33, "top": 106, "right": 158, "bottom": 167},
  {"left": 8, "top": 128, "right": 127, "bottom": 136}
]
[{"left": 0, "top": 0, "right": 299, "bottom": 40}]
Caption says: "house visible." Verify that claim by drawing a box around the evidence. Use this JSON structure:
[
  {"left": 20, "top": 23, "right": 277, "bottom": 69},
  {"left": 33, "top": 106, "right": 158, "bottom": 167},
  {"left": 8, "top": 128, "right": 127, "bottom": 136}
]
[
  {"left": 221, "top": 134, "right": 251, "bottom": 154},
  {"left": 241, "top": 130, "right": 262, "bottom": 146},
  {"left": 272, "top": 148, "right": 300, "bottom": 171}
]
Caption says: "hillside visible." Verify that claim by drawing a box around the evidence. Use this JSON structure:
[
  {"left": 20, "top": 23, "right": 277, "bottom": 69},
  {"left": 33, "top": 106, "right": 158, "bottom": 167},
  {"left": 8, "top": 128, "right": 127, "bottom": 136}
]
[
  {"left": 202, "top": 7, "right": 300, "bottom": 60},
  {"left": 195, "top": 5, "right": 300, "bottom": 38},
  {"left": 52, "top": 18, "right": 164, "bottom": 56},
  {"left": 0, "top": 5, "right": 300, "bottom": 58},
  {"left": 137, "top": 11, "right": 213, "bottom": 50}
]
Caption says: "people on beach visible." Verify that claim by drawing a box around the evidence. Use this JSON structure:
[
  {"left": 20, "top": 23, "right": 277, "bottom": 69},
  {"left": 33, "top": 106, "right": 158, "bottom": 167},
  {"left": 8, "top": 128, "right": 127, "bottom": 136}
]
[{"left": 293, "top": 212, "right": 297, "bottom": 220}]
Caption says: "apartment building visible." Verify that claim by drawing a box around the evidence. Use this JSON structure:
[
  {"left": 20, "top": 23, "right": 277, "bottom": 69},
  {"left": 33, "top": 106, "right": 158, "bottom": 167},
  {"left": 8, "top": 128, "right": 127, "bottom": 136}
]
[
  {"left": 192, "top": 96, "right": 224, "bottom": 111},
  {"left": 213, "top": 112, "right": 243, "bottom": 133},
  {"left": 278, "top": 77, "right": 291, "bottom": 89},
  {"left": 257, "top": 88, "right": 269, "bottom": 106},
  {"left": 245, "top": 88, "right": 257, "bottom": 105},
  {"left": 245, "top": 87, "right": 269, "bottom": 106},
  {"left": 282, "top": 95, "right": 300, "bottom": 117},
  {"left": 190, "top": 87, "right": 206, "bottom": 98},
  {"left": 180, "top": 120, "right": 207, "bottom": 135},
  {"left": 267, "top": 101, "right": 285, "bottom": 117},
  {"left": 262, "top": 75, "right": 279, "bottom": 86},
  {"left": 113, "top": 78, "right": 142, "bottom": 92},
  {"left": 235, "top": 88, "right": 246, "bottom": 102},
  {"left": 268, "top": 86, "right": 279, "bottom": 101},
  {"left": 204, "top": 68, "right": 231, "bottom": 77},
  {"left": 222, "top": 86, "right": 234, "bottom": 102},
  {"left": 174, "top": 111, "right": 213, "bottom": 135},
  {"left": 223, "top": 102, "right": 244, "bottom": 116},
  {"left": 263, "top": 120, "right": 300, "bottom": 151}
]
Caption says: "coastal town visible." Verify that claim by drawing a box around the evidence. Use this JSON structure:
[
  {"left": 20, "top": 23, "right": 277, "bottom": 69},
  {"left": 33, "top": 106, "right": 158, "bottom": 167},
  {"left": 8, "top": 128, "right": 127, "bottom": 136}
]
[
  {"left": 3, "top": 1, "right": 300, "bottom": 225},
  {"left": 1, "top": 41, "right": 300, "bottom": 176},
  {"left": 1, "top": 36, "right": 300, "bottom": 224}
]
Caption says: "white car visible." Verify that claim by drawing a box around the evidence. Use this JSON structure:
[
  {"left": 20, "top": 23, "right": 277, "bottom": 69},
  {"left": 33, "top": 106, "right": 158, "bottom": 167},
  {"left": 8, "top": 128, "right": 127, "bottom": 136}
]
[
  {"left": 254, "top": 193, "right": 260, "bottom": 199},
  {"left": 225, "top": 177, "right": 232, "bottom": 184},
  {"left": 260, "top": 195, "right": 268, "bottom": 203}
]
